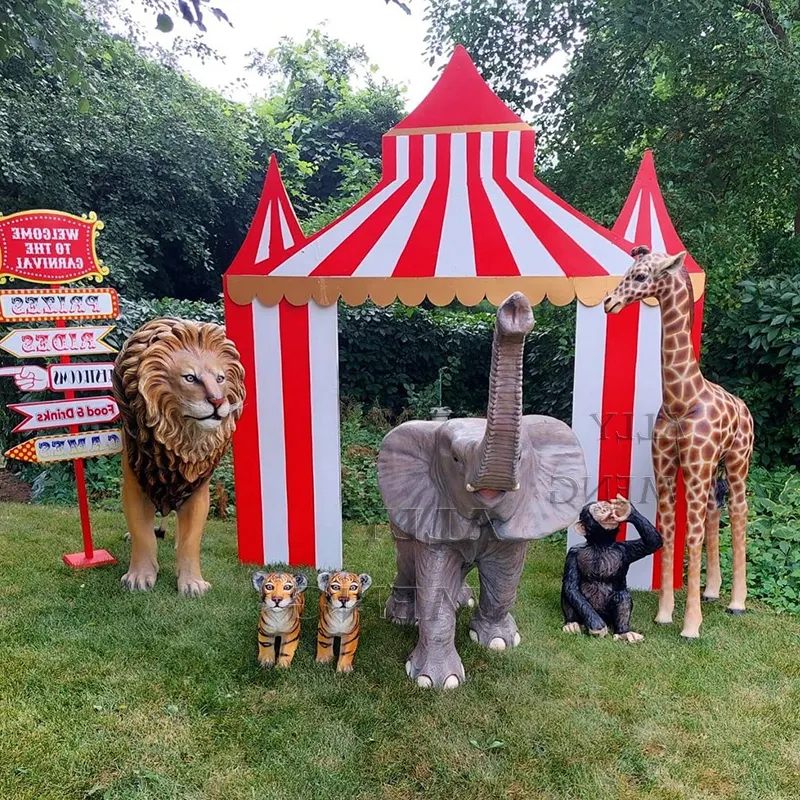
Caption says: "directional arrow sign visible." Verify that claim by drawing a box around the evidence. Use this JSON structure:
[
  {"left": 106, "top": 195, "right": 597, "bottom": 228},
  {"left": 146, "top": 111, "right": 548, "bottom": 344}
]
[
  {"left": 0, "top": 287, "right": 119, "bottom": 323},
  {"left": 0, "top": 362, "right": 115, "bottom": 392},
  {"left": 47, "top": 362, "right": 115, "bottom": 391},
  {"left": 0, "top": 325, "right": 116, "bottom": 358},
  {"left": 8, "top": 396, "right": 119, "bottom": 433},
  {"left": 5, "top": 429, "right": 122, "bottom": 463}
]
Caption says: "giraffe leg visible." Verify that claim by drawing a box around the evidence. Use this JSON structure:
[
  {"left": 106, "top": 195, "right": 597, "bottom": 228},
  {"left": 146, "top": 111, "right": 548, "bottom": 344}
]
[
  {"left": 703, "top": 486, "right": 722, "bottom": 601},
  {"left": 726, "top": 476, "right": 748, "bottom": 614},
  {"left": 726, "top": 410, "right": 753, "bottom": 614},
  {"left": 653, "top": 441, "right": 679, "bottom": 625},
  {"left": 725, "top": 470, "right": 749, "bottom": 615},
  {"left": 681, "top": 467, "right": 715, "bottom": 639}
]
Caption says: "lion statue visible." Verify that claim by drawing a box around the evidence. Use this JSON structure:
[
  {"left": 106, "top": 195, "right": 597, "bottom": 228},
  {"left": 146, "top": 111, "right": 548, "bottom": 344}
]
[{"left": 113, "top": 318, "right": 245, "bottom": 596}]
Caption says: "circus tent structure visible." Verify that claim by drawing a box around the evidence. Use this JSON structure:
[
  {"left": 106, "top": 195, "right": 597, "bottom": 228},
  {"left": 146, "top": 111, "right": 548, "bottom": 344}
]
[{"left": 224, "top": 46, "right": 705, "bottom": 589}]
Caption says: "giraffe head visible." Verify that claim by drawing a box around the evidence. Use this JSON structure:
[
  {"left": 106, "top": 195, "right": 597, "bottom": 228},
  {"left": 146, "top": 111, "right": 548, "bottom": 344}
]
[{"left": 604, "top": 247, "right": 687, "bottom": 314}]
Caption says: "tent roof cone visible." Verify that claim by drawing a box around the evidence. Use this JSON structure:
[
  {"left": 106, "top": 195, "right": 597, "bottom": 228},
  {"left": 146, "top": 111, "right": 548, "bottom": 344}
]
[
  {"left": 227, "top": 153, "right": 306, "bottom": 276},
  {"left": 390, "top": 45, "right": 529, "bottom": 133},
  {"left": 613, "top": 150, "right": 702, "bottom": 274},
  {"left": 225, "top": 50, "right": 705, "bottom": 308}
]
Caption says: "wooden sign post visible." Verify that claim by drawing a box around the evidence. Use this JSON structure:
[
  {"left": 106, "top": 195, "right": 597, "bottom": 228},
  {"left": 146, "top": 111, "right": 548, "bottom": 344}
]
[{"left": 0, "top": 209, "right": 118, "bottom": 568}]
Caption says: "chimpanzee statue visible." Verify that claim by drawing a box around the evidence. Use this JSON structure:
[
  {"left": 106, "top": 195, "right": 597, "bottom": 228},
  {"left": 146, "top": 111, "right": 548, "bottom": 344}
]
[{"left": 561, "top": 495, "right": 662, "bottom": 643}]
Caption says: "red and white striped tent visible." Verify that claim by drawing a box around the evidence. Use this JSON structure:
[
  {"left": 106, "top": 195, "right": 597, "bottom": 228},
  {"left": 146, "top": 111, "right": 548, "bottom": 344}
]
[
  {"left": 224, "top": 46, "right": 705, "bottom": 587},
  {"left": 569, "top": 150, "right": 704, "bottom": 590}
]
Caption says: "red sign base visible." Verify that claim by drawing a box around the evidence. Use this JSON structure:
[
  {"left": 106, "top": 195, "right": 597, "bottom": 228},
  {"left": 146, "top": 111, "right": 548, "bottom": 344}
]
[{"left": 62, "top": 549, "right": 117, "bottom": 568}]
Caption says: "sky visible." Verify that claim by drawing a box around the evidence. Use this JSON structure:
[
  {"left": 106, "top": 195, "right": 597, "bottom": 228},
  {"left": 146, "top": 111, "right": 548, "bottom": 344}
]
[{"left": 153, "top": 0, "right": 439, "bottom": 110}]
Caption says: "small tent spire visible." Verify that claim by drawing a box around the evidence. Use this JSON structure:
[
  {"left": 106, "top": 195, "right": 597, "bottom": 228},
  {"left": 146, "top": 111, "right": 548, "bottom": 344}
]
[
  {"left": 614, "top": 150, "right": 701, "bottom": 273},
  {"left": 226, "top": 154, "right": 305, "bottom": 276}
]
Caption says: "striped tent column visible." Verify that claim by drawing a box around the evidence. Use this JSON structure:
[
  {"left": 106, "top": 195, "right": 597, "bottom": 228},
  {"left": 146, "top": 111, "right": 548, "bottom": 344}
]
[
  {"left": 570, "top": 151, "right": 706, "bottom": 592},
  {"left": 571, "top": 300, "right": 662, "bottom": 590},
  {"left": 224, "top": 155, "right": 343, "bottom": 569},
  {"left": 242, "top": 299, "right": 341, "bottom": 568},
  {"left": 614, "top": 151, "right": 705, "bottom": 591}
]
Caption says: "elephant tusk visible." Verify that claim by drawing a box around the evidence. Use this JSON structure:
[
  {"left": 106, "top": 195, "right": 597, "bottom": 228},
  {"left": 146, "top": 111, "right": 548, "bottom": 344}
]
[{"left": 465, "top": 483, "right": 477, "bottom": 493}]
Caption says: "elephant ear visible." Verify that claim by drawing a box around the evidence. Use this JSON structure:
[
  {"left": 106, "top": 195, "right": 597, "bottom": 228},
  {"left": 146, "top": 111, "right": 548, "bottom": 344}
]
[
  {"left": 493, "top": 415, "right": 587, "bottom": 541},
  {"left": 377, "top": 421, "right": 481, "bottom": 545}
]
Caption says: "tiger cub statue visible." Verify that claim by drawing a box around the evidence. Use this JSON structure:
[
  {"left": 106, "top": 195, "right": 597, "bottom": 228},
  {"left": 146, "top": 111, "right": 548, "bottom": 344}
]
[
  {"left": 252, "top": 572, "right": 308, "bottom": 668},
  {"left": 316, "top": 571, "right": 372, "bottom": 673}
]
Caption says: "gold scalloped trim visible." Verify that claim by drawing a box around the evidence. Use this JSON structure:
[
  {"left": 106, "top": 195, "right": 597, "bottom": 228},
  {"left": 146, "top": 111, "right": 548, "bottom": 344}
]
[{"left": 225, "top": 274, "right": 706, "bottom": 309}]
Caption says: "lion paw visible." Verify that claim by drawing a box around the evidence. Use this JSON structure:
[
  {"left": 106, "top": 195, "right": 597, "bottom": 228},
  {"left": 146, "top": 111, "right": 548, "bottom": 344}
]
[
  {"left": 121, "top": 567, "right": 158, "bottom": 592},
  {"left": 562, "top": 622, "right": 581, "bottom": 634},
  {"left": 614, "top": 631, "right": 644, "bottom": 643},
  {"left": 178, "top": 576, "right": 211, "bottom": 597}
]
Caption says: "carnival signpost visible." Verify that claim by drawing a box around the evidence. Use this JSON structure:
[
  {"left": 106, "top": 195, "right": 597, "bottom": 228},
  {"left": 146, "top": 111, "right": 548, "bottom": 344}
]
[{"left": 0, "top": 209, "right": 119, "bottom": 568}]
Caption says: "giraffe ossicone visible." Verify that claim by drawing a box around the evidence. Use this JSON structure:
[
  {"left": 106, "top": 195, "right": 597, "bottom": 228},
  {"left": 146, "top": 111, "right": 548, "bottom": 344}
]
[{"left": 604, "top": 248, "right": 754, "bottom": 639}]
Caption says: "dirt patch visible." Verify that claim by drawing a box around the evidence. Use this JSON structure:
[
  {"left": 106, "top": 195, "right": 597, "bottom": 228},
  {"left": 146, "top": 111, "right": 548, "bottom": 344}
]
[{"left": 0, "top": 469, "right": 31, "bottom": 502}]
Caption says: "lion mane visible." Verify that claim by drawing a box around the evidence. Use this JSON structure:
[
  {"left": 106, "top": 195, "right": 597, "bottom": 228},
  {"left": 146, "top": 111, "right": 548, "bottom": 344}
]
[{"left": 113, "top": 318, "right": 245, "bottom": 516}]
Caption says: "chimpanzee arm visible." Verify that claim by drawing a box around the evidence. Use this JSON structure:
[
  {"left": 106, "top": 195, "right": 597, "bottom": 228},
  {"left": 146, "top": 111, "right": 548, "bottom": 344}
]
[
  {"left": 562, "top": 548, "right": 607, "bottom": 632},
  {"left": 621, "top": 506, "right": 663, "bottom": 564}
]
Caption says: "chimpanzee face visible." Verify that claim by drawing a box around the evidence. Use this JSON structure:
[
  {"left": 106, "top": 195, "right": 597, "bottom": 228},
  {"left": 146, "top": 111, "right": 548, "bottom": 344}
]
[{"left": 575, "top": 501, "right": 617, "bottom": 534}]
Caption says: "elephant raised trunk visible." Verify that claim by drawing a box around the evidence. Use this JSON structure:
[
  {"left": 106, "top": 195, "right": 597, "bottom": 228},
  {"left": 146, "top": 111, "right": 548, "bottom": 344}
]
[{"left": 468, "top": 292, "right": 534, "bottom": 495}]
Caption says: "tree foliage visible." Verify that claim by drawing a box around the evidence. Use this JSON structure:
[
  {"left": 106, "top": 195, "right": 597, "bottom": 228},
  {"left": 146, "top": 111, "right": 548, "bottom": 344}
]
[
  {"left": 426, "top": 0, "right": 800, "bottom": 464},
  {"left": 425, "top": 1, "right": 800, "bottom": 242},
  {"left": 0, "top": 6, "right": 402, "bottom": 299},
  {"left": 248, "top": 32, "right": 404, "bottom": 222}
]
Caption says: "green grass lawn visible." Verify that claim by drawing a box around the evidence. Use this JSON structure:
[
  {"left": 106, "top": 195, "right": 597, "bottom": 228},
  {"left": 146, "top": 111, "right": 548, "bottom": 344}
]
[{"left": 1, "top": 504, "right": 800, "bottom": 800}]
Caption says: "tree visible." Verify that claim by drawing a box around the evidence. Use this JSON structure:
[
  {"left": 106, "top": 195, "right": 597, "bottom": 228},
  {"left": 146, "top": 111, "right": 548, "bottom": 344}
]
[
  {"left": 426, "top": 0, "right": 800, "bottom": 464},
  {"left": 0, "top": 1, "right": 403, "bottom": 300},
  {"left": 248, "top": 31, "right": 404, "bottom": 222},
  {"left": 424, "top": 1, "right": 800, "bottom": 248}
]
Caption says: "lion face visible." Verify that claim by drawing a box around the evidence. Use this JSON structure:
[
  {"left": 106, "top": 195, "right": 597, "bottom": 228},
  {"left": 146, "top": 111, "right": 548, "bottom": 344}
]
[
  {"left": 117, "top": 319, "right": 245, "bottom": 478},
  {"left": 169, "top": 348, "right": 236, "bottom": 432}
]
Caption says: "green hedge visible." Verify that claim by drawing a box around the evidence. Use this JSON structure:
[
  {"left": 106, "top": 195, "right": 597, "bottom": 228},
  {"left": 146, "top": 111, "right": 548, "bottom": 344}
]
[
  {"left": 338, "top": 301, "right": 574, "bottom": 421},
  {"left": 719, "top": 466, "right": 800, "bottom": 614},
  {"left": 11, "top": 271, "right": 800, "bottom": 512}
]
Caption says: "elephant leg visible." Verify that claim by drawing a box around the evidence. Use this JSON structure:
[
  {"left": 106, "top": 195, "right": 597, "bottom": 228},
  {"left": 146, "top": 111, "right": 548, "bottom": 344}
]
[
  {"left": 468, "top": 539, "right": 527, "bottom": 650},
  {"left": 405, "top": 541, "right": 465, "bottom": 689},
  {"left": 457, "top": 564, "right": 476, "bottom": 611},
  {"left": 385, "top": 531, "right": 417, "bottom": 625}
]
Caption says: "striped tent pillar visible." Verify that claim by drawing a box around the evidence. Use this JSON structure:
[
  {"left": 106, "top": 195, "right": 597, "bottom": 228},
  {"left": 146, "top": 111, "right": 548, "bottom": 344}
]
[
  {"left": 571, "top": 300, "right": 663, "bottom": 590},
  {"left": 224, "top": 156, "right": 343, "bottom": 568},
  {"left": 570, "top": 152, "right": 705, "bottom": 591}
]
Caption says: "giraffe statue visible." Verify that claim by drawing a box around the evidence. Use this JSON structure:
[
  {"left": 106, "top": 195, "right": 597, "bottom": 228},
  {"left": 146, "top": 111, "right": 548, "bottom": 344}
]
[{"left": 604, "top": 247, "right": 754, "bottom": 638}]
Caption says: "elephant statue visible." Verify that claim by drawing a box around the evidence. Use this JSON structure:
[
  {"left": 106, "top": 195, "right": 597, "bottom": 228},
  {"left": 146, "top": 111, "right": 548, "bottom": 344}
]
[{"left": 377, "top": 292, "right": 586, "bottom": 688}]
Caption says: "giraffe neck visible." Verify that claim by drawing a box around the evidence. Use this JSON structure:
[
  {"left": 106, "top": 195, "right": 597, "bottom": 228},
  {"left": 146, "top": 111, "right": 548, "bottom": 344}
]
[{"left": 656, "top": 271, "right": 704, "bottom": 414}]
